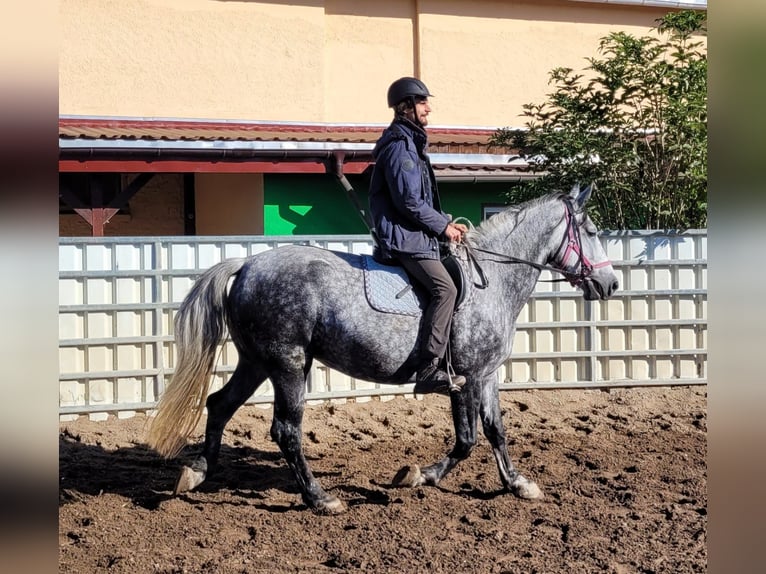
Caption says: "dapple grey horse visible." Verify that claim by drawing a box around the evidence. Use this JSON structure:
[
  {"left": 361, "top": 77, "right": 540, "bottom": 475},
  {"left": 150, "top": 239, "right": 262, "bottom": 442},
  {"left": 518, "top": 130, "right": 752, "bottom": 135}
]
[{"left": 147, "top": 184, "right": 619, "bottom": 514}]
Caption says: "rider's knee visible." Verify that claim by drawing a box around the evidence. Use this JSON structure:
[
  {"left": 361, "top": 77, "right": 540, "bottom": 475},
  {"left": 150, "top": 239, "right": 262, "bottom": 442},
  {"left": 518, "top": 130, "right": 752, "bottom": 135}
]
[{"left": 434, "top": 280, "right": 457, "bottom": 303}]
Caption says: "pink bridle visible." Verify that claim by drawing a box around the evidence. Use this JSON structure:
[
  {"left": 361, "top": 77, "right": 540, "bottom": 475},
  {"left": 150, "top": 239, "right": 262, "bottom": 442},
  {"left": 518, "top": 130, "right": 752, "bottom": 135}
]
[{"left": 551, "top": 198, "right": 612, "bottom": 287}]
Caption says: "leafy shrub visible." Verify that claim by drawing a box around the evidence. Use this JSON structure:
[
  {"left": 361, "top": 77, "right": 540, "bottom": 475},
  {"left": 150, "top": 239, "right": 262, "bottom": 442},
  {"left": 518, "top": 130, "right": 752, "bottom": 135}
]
[{"left": 492, "top": 10, "right": 707, "bottom": 230}]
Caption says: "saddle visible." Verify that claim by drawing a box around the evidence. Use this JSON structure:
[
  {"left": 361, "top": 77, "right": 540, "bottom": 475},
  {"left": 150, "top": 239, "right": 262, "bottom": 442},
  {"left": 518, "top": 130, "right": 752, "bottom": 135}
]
[{"left": 361, "top": 249, "right": 479, "bottom": 317}]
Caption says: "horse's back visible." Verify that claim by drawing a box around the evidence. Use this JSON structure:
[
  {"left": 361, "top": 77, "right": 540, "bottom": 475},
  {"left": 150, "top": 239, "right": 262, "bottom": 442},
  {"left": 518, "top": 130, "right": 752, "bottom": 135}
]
[
  {"left": 226, "top": 245, "right": 419, "bottom": 381},
  {"left": 230, "top": 245, "right": 362, "bottom": 312}
]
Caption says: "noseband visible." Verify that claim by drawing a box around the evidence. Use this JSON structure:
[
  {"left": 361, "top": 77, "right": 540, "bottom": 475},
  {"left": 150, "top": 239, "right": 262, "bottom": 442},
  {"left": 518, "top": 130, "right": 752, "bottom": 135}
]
[{"left": 550, "top": 198, "right": 612, "bottom": 287}]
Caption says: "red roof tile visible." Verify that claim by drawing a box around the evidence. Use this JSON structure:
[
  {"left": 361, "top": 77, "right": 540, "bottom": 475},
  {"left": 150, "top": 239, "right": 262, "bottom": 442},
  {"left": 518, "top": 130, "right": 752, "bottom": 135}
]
[{"left": 59, "top": 117, "right": 510, "bottom": 153}]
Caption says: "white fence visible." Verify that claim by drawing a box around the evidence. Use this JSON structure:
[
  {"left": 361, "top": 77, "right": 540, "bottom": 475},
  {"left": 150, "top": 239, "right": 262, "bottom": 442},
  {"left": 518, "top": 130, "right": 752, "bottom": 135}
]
[{"left": 59, "top": 232, "right": 707, "bottom": 420}]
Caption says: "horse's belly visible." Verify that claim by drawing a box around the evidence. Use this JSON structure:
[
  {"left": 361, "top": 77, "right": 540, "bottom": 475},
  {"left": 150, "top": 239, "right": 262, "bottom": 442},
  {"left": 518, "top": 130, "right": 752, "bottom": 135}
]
[{"left": 312, "top": 311, "right": 419, "bottom": 382}]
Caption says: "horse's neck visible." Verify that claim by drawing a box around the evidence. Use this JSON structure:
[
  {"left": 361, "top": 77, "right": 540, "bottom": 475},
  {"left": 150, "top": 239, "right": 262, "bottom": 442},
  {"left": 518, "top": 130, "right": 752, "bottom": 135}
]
[
  {"left": 479, "top": 227, "right": 542, "bottom": 262},
  {"left": 470, "top": 210, "right": 555, "bottom": 316},
  {"left": 489, "top": 241, "right": 541, "bottom": 315}
]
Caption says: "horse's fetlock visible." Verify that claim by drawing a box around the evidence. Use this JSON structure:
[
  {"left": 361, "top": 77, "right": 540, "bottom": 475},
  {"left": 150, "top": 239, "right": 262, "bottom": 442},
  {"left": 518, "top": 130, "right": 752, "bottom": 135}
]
[
  {"left": 422, "top": 472, "right": 439, "bottom": 486},
  {"left": 190, "top": 456, "right": 208, "bottom": 474}
]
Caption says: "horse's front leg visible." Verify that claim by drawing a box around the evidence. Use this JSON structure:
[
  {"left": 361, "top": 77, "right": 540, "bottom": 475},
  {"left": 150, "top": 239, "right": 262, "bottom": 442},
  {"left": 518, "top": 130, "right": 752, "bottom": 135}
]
[
  {"left": 393, "top": 380, "right": 481, "bottom": 487},
  {"left": 479, "top": 374, "right": 543, "bottom": 499}
]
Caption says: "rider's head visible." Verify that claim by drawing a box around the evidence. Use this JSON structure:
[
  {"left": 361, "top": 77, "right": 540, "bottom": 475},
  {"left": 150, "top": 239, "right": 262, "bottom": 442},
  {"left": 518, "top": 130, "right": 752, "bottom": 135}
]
[{"left": 387, "top": 77, "right": 433, "bottom": 128}]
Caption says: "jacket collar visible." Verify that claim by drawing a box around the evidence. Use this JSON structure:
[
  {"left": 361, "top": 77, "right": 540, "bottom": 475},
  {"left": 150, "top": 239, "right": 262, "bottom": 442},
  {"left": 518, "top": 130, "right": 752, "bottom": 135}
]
[
  {"left": 391, "top": 118, "right": 428, "bottom": 153},
  {"left": 373, "top": 117, "right": 429, "bottom": 159}
]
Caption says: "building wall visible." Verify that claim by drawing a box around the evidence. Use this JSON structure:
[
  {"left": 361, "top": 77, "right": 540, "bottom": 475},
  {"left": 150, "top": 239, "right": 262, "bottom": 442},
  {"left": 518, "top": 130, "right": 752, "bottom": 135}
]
[
  {"left": 59, "top": 1, "right": 703, "bottom": 237},
  {"left": 195, "top": 173, "right": 265, "bottom": 235},
  {"left": 264, "top": 174, "right": 370, "bottom": 236},
  {"left": 439, "top": 181, "right": 517, "bottom": 224},
  {"left": 57, "top": 171, "right": 514, "bottom": 238},
  {"left": 59, "top": 173, "right": 268, "bottom": 237},
  {"left": 59, "top": 0, "right": 676, "bottom": 127},
  {"left": 60, "top": 174, "right": 185, "bottom": 237},
  {"left": 263, "top": 174, "right": 515, "bottom": 235}
]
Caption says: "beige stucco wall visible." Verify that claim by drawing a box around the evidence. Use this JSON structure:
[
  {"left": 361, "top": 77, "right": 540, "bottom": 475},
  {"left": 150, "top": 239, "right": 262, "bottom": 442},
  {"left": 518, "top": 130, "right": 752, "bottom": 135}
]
[
  {"left": 194, "top": 173, "right": 264, "bottom": 235},
  {"left": 59, "top": 0, "right": 679, "bottom": 127}
]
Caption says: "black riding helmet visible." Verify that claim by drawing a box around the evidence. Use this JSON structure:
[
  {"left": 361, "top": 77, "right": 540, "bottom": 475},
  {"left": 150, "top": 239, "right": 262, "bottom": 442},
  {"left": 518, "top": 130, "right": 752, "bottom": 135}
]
[{"left": 387, "top": 77, "right": 434, "bottom": 108}]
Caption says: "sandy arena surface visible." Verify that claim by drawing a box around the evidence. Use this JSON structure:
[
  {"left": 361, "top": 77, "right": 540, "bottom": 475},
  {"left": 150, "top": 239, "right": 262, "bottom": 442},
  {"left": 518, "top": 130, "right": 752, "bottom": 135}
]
[{"left": 59, "top": 386, "right": 706, "bottom": 573}]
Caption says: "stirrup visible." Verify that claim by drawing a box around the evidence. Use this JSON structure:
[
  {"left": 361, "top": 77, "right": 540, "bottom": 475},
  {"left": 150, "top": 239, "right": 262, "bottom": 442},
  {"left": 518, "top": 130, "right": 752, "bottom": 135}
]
[
  {"left": 447, "top": 373, "right": 465, "bottom": 393},
  {"left": 444, "top": 345, "right": 465, "bottom": 393},
  {"left": 415, "top": 362, "right": 458, "bottom": 395},
  {"left": 414, "top": 366, "right": 465, "bottom": 395},
  {"left": 446, "top": 370, "right": 466, "bottom": 393}
]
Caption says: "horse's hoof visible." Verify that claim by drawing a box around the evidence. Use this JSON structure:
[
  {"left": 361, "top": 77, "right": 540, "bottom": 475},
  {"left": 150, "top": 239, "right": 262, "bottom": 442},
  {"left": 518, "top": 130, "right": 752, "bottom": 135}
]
[
  {"left": 392, "top": 464, "right": 425, "bottom": 487},
  {"left": 173, "top": 465, "right": 206, "bottom": 495},
  {"left": 313, "top": 495, "right": 346, "bottom": 515},
  {"left": 512, "top": 476, "right": 544, "bottom": 500}
]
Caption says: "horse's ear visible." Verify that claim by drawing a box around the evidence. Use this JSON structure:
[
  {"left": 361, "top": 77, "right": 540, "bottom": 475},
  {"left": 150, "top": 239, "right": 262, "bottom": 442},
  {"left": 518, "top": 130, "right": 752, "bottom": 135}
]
[
  {"left": 568, "top": 183, "right": 581, "bottom": 200},
  {"left": 572, "top": 182, "right": 593, "bottom": 208}
]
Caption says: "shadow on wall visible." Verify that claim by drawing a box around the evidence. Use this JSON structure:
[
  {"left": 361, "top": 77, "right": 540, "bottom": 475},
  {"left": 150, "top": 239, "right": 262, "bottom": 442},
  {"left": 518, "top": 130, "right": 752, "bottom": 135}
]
[
  {"left": 263, "top": 174, "right": 516, "bottom": 236},
  {"left": 272, "top": 201, "right": 370, "bottom": 236},
  {"left": 264, "top": 174, "right": 528, "bottom": 235},
  {"left": 264, "top": 174, "right": 371, "bottom": 236}
]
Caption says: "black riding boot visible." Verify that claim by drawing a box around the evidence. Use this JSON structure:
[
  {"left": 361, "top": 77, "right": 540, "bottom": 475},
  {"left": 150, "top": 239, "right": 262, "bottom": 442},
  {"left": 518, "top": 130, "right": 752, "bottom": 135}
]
[{"left": 414, "top": 357, "right": 466, "bottom": 395}]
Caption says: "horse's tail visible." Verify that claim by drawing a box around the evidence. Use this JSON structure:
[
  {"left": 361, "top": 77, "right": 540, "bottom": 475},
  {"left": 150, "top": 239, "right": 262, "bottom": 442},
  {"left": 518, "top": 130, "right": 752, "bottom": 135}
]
[{"left": 146, "top": 258, "right": 247, "bottom": 459}]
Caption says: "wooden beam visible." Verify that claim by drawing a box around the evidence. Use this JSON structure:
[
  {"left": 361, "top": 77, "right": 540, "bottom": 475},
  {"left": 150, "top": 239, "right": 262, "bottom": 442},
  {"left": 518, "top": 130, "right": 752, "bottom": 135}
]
[
  {"left": 73, "top": 207, "right": 120, "bottom": 236},
  {"left": 59, "top": 159, "right": 372, "bottom": 174},
  {"left": 109, "top": 172, "right": 154, "bottom": 208}
]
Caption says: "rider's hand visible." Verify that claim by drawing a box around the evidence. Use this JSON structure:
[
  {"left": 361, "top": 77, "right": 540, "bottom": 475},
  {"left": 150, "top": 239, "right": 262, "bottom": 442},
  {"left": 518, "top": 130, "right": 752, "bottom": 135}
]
[
  {"left": 452, "top": 222, "right": 468, "bottom": 234},
  {"left": 444, "top": 222, "right": 467, "bottom": 243}
]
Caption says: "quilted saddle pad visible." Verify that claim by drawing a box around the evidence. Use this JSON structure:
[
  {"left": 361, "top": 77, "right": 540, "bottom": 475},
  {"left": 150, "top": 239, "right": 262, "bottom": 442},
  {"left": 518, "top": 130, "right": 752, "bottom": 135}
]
[{"left": 361, "top": 255, "right": 424, "bottom": 317}]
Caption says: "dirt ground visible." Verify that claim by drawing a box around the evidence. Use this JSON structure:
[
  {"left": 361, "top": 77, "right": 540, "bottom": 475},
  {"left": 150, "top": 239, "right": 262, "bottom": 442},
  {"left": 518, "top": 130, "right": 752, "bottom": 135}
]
[{"left": 59, "top": 386, "right": 706, "bottom": 574}]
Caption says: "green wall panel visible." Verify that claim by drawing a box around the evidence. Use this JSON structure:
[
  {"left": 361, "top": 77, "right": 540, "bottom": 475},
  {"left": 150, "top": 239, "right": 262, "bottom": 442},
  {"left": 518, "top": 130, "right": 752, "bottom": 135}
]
[
  {"left": 438, "top": 182, "right": 514, "bottom": 227},
  {"left": 264, "top": 174, "right": 370, "bottom": 235},
  {"left": 263, "top": 174, "right": 515, "bottom": 236}
]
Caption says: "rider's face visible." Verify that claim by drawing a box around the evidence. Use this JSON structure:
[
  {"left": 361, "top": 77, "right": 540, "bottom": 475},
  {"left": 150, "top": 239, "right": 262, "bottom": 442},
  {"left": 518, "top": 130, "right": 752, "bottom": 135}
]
[{"left": 407, "top": 97, "right": 431, "bottom": 127}]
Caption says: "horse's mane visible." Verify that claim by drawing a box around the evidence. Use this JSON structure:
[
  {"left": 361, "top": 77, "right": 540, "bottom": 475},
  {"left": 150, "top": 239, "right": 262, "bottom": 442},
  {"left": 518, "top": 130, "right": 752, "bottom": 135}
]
[{"left": 467, "top": 191, "right": 567, "bottom": 245}]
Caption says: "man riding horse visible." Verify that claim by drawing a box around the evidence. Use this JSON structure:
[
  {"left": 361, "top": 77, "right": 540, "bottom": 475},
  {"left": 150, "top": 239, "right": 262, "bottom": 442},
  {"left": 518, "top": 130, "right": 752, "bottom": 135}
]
[{"left": 368, "top": 77, "right": 469, "bottom": 395}]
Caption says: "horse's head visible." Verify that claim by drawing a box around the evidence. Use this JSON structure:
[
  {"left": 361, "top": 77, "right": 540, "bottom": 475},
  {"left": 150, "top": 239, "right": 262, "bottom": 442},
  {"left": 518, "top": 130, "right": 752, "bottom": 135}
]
[{"left": 549, "top": 184, "right": 619, "bottom": 300}]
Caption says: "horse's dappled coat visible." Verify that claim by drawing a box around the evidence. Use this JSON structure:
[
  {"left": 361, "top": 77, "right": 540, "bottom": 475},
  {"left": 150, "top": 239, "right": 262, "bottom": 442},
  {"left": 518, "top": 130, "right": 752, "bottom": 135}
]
[{"left": 147, "top": 186, "right": 619, "bottom": 514}]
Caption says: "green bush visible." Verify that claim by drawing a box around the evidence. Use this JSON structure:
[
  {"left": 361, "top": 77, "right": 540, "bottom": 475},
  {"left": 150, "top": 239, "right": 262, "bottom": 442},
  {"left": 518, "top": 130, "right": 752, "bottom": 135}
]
[{"left": 493, "top": 10, "right": 707, "bottom": 230}]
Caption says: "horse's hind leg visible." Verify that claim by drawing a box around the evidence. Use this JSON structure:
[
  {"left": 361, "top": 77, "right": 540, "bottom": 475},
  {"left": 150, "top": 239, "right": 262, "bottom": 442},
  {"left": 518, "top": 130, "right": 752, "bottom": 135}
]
[
  {"left": 479, "top": 379, "right": 542, "bottom": 499},
  {"left": 174, "top": 359, "right": 267, "bottom": 494},
  {"left": 270, "top": 364, "right": 345, "bottom": 515}
]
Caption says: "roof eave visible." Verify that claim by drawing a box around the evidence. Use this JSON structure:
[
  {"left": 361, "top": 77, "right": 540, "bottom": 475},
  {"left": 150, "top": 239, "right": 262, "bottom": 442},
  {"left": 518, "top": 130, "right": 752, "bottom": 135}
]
[{"left": 59, "top": 138, "right": 529, "bottom": 169}]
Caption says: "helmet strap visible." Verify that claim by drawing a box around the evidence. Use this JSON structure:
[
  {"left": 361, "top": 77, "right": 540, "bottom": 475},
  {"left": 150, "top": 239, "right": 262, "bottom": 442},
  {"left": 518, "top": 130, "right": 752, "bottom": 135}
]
[
  {"left": 409, "top": 96, "right": 423, "bottom": 128},
  {"left": 392, "top": 98, "right": 426, "bottom": 134}
]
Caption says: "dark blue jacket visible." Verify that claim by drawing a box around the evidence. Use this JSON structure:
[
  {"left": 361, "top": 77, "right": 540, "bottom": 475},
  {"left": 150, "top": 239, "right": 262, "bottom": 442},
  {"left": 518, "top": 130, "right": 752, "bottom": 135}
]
[{"left": 368, "top": 119, "right": 451, "bottom": 262}]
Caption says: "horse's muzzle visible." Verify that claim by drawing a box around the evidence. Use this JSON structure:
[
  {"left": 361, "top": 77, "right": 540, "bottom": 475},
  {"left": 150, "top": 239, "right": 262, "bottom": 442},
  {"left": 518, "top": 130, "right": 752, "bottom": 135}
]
[{"left": 583, "top": 277, "right": 619, "bottom": 300}]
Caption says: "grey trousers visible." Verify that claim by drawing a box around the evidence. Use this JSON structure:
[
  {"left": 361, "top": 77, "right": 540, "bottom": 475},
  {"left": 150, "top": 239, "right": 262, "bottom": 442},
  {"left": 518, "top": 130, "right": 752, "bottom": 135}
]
[{"left": 398, "top": 255, "right": 458, "bottom": 362}]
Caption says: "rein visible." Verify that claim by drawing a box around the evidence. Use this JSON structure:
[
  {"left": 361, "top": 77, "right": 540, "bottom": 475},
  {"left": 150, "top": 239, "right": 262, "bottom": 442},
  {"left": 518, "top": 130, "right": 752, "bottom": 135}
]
[
  {"left": 461, "top": 244, "right": 570, "bottom": 282},
  {"left": 456, "top": 198, "right": 611, "bottom": 288}
]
